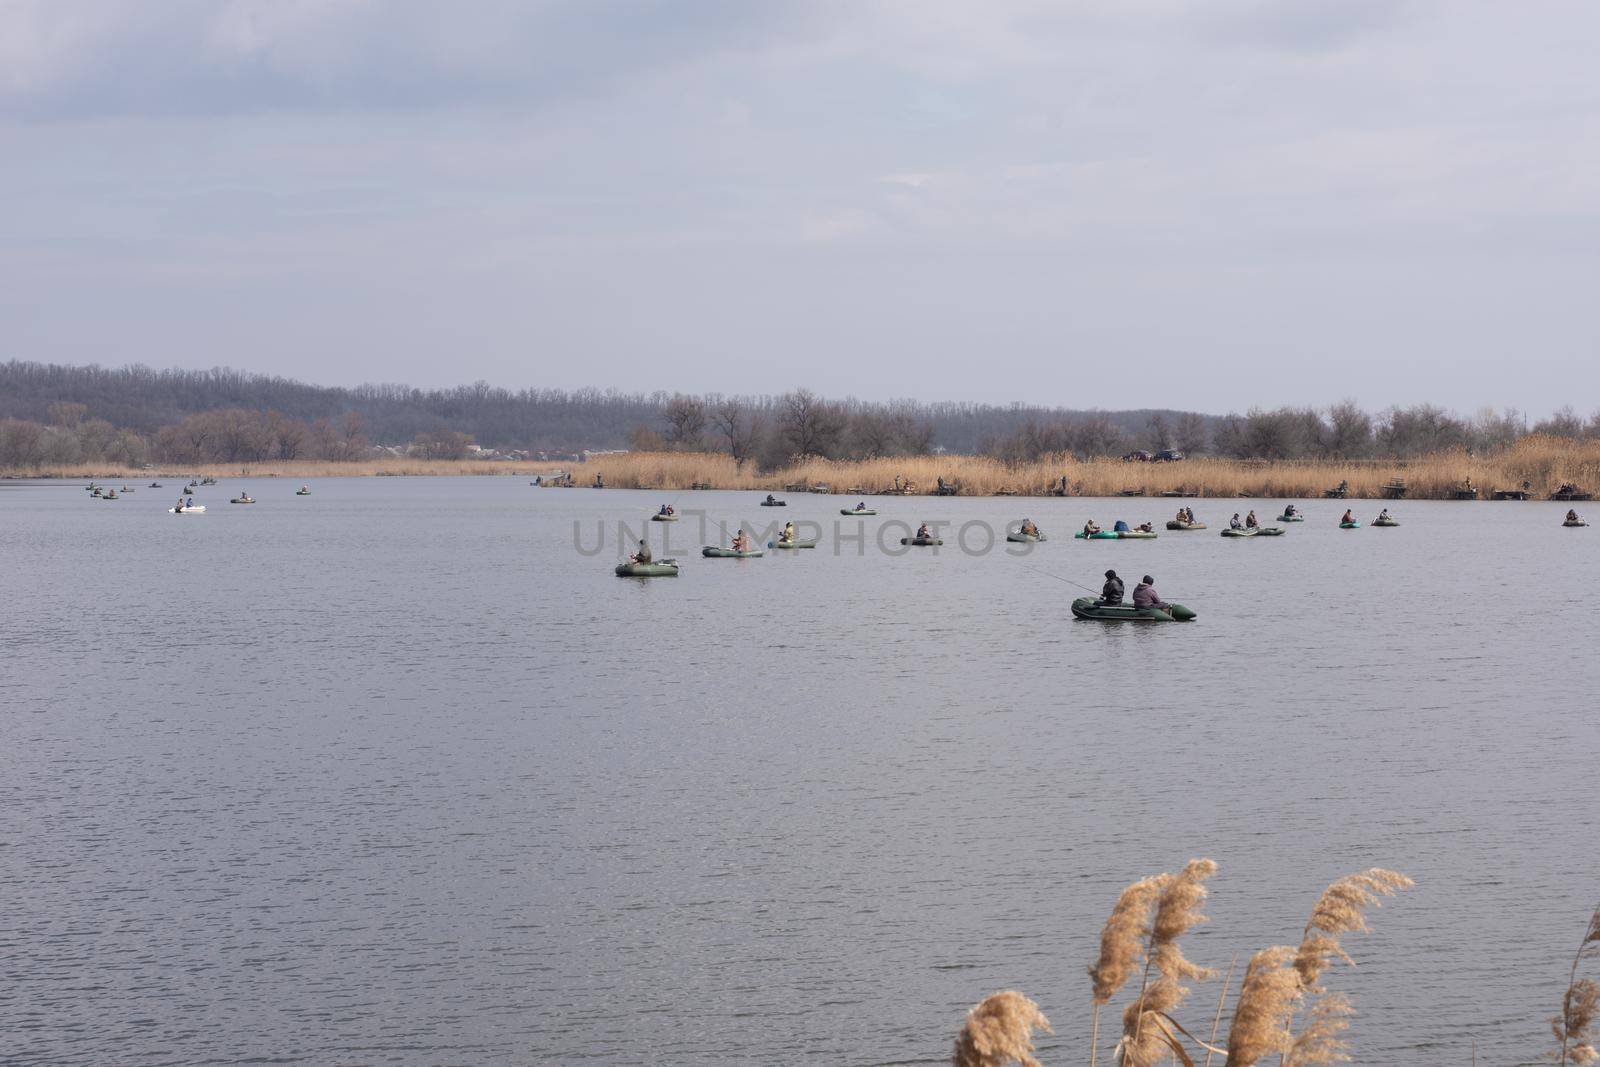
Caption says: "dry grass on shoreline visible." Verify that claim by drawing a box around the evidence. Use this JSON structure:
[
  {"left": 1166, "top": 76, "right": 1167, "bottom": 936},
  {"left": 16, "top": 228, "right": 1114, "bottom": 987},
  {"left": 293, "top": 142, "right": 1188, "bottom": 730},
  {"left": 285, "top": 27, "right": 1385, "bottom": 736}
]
[
  {"left": 9, "top": 436, "right": 1600, "bottom": 500},
  {"left": 576, "top": 436, "right": 1600, "bottom": 500}
]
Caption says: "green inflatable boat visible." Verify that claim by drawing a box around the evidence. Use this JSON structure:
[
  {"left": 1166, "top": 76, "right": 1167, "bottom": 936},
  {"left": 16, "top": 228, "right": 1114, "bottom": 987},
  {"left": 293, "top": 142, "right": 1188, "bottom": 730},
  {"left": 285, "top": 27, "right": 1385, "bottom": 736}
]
[
  {"left": 1221, "top": 527, "right": 1285, "bottom": 537},
  {"left": 1276, "top": 514, "right": 1305, "bottom": 522},
  {"left": 1006, "top": 531, "right": 1048, "bottom": 543},
  {"left": 1071, "top": 597, "right": 1196, "bottom": 622},
  {"left": 1372, "top": 518, "right": 1400, "bottom": 527},
  {"left": 1117, "top": 530, "right": 1159, "bottom": 539},
  {"left": 901, "top": 537, "right": 943, "bottom": 546},
  {"left": 840, "top": 508, "right": 877, "bottom": 516},
  {"left": 769, "top": 538, "right": 819, "bottom": 549},
  {"left": 702, "top": 546, "right": 764, "bottom": 558},
  {"left": 1166, "top": 521, "right": 1207, "bottom": 531},
  {"left": 615, "top": 560, "right": 679, "bottom": 577},
  {"left": 651, "top": 513, "right": 678, "bottom": 522},
  {"left": 1074, "top": 530, "right": 1120, "bottom": 540},
  {"left": 1339, "top": 521, "right": 1362, "bottom": 529},
  {"left": 1563, "top": 519, "right": 1589, "bottom": 527}
]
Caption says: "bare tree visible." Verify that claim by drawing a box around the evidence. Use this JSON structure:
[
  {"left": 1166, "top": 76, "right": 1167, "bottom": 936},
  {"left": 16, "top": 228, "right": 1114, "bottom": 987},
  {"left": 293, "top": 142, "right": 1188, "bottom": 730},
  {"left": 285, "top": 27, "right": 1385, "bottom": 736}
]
[
  {"left": 1146, "top": 413, "right": 1172, "bottom": 451},
  {"left": 661, "top": 394, "right": 708, "bottom": 450},
  {"left": 1326, "top": 400, "right": 1373, "bottom": 458},
  {"left": 1175, "top": 412, "right": 1208, "bottom": 455},
  {"left": 779, "top": 388, "right": 845, "bottom": 458},
  {"left": 1534, "top": 405, "right": 1585, "bottom": 438},
  {"left": 710, "top": 399, "right": 762, "bottom": 468}
]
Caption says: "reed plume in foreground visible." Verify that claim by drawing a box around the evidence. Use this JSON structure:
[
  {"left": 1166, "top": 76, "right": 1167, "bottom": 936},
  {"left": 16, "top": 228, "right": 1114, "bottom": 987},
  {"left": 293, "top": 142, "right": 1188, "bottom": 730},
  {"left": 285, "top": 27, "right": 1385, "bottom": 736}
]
[
  {"left": 1118, "top": 859, "right": 1219, "bottom": 1066},
  {"left": 1294, "top": 868, "right": 1414, "bottom": 990},
  {"left": 1087, "top": 874, "right": 1170, "bottom": 1066},
  {"left": 1286, "top": 991, "right": 1354, "bottom": 1065},
  {"left": 952, "top": 991, "right": 1051, "bottom": 1067},
  {"left": 1553, "top": 905, "right": 1600, "bottom": 1065},
  {"left": 1224, "top": 946, "right": 1303, "bottom": 1066}
]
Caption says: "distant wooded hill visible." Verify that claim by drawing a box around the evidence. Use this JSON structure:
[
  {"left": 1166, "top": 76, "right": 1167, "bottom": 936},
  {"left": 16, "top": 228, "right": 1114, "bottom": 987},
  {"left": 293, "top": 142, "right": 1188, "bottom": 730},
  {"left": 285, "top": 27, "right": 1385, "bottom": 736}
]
[
  {"left": 0, "top": 361, "right": 1205, "bottom": 456},
  {"left": 1, "top": 360, "right": 1587, "bottom": 471}
]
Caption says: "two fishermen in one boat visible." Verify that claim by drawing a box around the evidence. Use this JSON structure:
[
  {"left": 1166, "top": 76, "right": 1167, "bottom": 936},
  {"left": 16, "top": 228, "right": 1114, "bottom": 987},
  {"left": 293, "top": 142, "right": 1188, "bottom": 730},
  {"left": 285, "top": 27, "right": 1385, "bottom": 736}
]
[
  {"left": 1174, "top": 506, "right": 1197, "bottom": 524},
  {"left": 1099, "top": 568, "right": 1171, "bottom": 612},
  {"left": 657, "top": 504, "right": 675, "bottom": 517}
]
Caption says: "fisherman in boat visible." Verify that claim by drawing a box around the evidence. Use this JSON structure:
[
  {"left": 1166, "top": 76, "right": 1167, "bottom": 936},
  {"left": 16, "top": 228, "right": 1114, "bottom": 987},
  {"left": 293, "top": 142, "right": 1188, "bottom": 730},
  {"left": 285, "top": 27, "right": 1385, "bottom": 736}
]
[
  {"left": 175, "top": 497, "right": 186, "bottom": 512},
  {"left": 1284, "top": 504, "right": 1298, "bottom": 517},
  {"left": 1083, "top": 519, "right": 1101, "bottom": 535},
  {"left": 731, "top": 530, "right": 750, "bottom": 553},
  {"left": 1230, "top": 513, "right": 1244, "bottom": 529},
  {"left": 855, "top": 501, "right": 869, "bottom": 512},
  {"left": 1019, "top": 518, "right": 1039, "bottom": 538},
  {"left": 1341, "top": 508, "right": 1355, "bottom": 524},
  {"left": 300, "top": 485, "right": 310, "bottom": 493},
  {"left": 630, "top": 538, "right": 652, "bottom": 564},
  {"left": 765, "top": 493, "right": 777, "bottom": 505},
  {"left": 1132, "top": 574, "right": 1170, "bottom": 612},
  {"left": 781, "top": 520, "right": 796, "bottom": 543},
  {"left": 1378, "top": 508, "right": 1391, "bottom": 522},
  {"left": 1100, "top": 569, "right": 1124, "bottom": 606},
  {"left": 1245, "top": 510, "right": 1259, "bottom": 529},
  {"left": 915, "top": 522, "right": 932, "bottom": 540},
  {"left": 1174, "top": 507, "right": 1188, "bottom": 524},
  {"left": 1136, "top": 521, "right": 1154, "bottom": 533},
  {"left": 1113, "top": 519, "right": 1130, "bottom": 533},
  {"left": 186, "top": 496, "right": 195, "bottom": 508},
  {"left": 1567, "top": 509, "right": 1581, "bottom": 523}
]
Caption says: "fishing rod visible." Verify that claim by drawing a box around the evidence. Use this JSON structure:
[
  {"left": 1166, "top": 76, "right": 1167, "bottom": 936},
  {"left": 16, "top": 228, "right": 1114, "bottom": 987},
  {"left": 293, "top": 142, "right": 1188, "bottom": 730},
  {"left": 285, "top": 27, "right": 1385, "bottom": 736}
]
[{"left": 1031, "top": 567, "right": 1104, "bottom": 596}]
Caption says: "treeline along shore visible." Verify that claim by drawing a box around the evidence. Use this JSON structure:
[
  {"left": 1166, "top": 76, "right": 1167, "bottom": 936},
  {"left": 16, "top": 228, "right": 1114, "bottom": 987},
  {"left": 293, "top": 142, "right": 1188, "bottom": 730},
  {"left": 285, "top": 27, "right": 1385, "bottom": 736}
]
[
  {"left": 6, "top": 361, "right": 1600, "bottom": 499},
  {"left": 15, "top": 438, "right": 1600, "bottom": 503}
]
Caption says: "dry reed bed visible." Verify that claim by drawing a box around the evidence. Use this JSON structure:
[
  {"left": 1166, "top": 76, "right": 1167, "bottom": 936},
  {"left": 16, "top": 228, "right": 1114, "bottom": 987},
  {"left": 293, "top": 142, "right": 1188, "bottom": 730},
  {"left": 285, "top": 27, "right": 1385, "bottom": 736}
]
[
  {"left": 11, "top": 437, "right": 1600, "bottom": 499},
  {"left": 952, "top": 864, "right": 1599, "bottom": 1066},
  {"left": 576, "top": 437, "right": 1600, "bottom": 499}
]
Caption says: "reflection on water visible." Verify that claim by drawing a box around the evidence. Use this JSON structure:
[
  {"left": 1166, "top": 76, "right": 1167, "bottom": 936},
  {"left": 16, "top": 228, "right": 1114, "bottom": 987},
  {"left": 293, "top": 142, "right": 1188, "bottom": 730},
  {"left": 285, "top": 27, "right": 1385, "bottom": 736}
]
[{"left": 2, "top": 480, "right": 1595, "bottom": 1064}]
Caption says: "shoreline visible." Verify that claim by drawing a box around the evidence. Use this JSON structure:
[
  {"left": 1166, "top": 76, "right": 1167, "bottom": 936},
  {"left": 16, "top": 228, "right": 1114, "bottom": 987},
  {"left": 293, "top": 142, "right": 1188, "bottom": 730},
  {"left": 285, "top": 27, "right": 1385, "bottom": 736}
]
[{"left": 4, "top": 439, "right": 1598, "bottom": 501}]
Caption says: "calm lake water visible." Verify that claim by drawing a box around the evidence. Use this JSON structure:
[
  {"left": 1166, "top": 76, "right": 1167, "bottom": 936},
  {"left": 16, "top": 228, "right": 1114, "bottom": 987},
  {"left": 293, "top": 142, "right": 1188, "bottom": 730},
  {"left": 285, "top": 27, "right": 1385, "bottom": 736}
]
[{"left": 2, "top": 478, "right": 1595, "bottom": 1065}]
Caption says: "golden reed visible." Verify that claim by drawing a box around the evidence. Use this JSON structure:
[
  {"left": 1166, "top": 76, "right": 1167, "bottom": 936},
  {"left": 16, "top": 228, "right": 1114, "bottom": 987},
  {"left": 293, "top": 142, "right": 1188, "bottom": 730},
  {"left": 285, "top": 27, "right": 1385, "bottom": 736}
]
[
  {"left": 21, "top": 435, "right": 1600, "bottom": 500},
  {"left": 563, "top": 436, "right": 1600, "bottom": 500},
  {"left": 952, "top": 861, "right": 1435, "bottom": 1066}
]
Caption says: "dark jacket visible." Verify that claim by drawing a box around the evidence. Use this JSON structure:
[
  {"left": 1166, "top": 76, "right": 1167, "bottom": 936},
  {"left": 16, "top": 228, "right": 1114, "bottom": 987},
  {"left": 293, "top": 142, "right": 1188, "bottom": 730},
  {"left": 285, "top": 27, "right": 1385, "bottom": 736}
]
[{"left": 1101, "top": 576, "right": 1124, "bottom": 604}]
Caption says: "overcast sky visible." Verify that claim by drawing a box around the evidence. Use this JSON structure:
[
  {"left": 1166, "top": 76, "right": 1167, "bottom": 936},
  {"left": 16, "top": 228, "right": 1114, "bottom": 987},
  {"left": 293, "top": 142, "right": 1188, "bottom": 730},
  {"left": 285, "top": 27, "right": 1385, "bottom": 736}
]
[{"left": 2, "top": 1, "right": 1596, "bottom": 413}]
